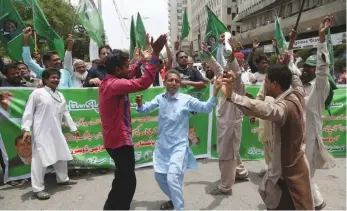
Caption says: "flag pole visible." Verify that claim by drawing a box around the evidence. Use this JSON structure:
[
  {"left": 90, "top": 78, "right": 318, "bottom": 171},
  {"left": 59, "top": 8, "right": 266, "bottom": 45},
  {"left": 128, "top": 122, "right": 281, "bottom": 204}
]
[
  {"left": 294, "top": 0, "right": 305, "bottom": 30},
  {"left": 71, "top": 0, "right": 81, "bottom": 35},
  {"left": 34, "top": 31, "right": 38, "bottom": 53}
]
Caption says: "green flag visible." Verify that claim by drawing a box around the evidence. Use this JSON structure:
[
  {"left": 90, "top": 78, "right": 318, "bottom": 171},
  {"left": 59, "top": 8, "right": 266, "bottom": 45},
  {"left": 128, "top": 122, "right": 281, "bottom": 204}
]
[
  {"left": 129, "top": 16, "right": 136, "bottom": 59},
  {"left": 11, "top": 0, "right": 31, "bottom": 7},
  {"left": 181, "top": 8, "right": 190, "bottom": 41},
  {"left": 203, "top": 6, "right": 227, "bottom": 59},
  {"left": 32, "top": 0, "right": 64, "bottom": 58},
  {"left": 274, "top": 17, "right": 287, "bottom": 54},
  {"left": 77, "top": 0, "right": 104, "bottom": 47},
  {"left": 0, "top": 0, "right": 30, "bottom": 60},
  {"left": 136, "top": 12, "right": 146, "bottom": 50}
]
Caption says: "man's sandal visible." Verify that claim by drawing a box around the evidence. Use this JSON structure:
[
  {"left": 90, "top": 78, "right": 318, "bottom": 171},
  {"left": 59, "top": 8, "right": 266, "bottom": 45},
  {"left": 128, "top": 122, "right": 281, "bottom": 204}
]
[
  {"left": 58, "top": 179, "right": 77, "bottom": 185},
  {"left": 160, "top": 200, "right": 174, "bottom": 210},
  {"left": 35, "top": 191, "right": 50, "bottom": 200},
  {"left": 210, "top": 187, "right": 232, "bottom": 195}
]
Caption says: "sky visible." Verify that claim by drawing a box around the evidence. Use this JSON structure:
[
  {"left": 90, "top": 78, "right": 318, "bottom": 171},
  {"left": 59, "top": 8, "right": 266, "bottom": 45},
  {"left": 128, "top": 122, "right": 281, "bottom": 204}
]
[{"left": 70, "top": 0, "right": 169, "bottom": 50}]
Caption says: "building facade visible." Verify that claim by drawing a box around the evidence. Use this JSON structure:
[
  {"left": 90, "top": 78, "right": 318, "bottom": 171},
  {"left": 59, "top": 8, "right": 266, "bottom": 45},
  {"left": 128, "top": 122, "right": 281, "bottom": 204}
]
[
  {"left": 233, "top": 0, "right": 346, "bottom": 48},
  {"left": 168, "top": 0, "right": 190, "bottom": 52},
  {"left": 188, "top": 0, "right": 240, "bottom": 53}
]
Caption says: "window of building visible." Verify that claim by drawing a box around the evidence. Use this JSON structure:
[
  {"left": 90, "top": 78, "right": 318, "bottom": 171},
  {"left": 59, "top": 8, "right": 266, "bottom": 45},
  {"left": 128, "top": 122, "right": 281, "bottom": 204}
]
[
  {"left": 232, "top": 31, "right": 236, "bottom": 36},
  {"left": 236, "top": 26, "right": 241, "bottom": 33},
  {"left": 227, "top": 25, "right": 231, "bottom": 31},
  {"left": 232, "top": 13, "right": 236, "bottom": 20},
  {"left": 227, "top": 7, "right": 231, "bottom": 14},
  {"left": 232, "top": 0, "right": 236, "bottom": 2}
]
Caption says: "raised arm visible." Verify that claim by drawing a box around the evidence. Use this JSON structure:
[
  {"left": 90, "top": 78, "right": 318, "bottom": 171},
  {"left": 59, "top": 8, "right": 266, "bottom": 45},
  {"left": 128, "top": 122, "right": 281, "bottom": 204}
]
[
  {"left": 188, "top": 96, "right": 216, "bottom": 113},
  {"left": 248, "top": 39, "right": 260, "bottom": 73},
  {"left": 22, "top": 27, "right": 43, "bottom": 78},
  {"left": 136, "top": 95, "right": 159, "bottom": 114},
  {"left": 63, "top": 34, "right": 75, "bottom": 75},
  {"left": 165, "top": 41, "right": 173, "bottom": 69}
]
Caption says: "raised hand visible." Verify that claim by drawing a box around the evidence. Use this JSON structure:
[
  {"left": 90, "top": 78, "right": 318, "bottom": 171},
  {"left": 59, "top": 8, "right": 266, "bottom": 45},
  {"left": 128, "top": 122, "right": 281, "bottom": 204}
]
[
  {"left": 219, "top": 34, "right": 225, "bottom": 44},
  {"left": 151, "top": 34, "right": 167, "bottom": 56},
  {"left": 201, "top": 42, "right": 211, "bottom": 57},
  {"left": 23, "top": 27, "right": 32, "bottom": 38},
  {"left": 67, "top": 34, "right": 75, "bottom": 51},
  {"left": 319, "top": 14, "right": 333, "bottom": 34},
  {"left": 0, "top": 91, "right": 13, "bottom": 111},
  {"left": 22, "top": 131, "right": 31, "bottom": 145},
  {"left": 272, "top": 38, "right": 277, "bottom": 47},
  {"left": 135, "top": 94, "right": 143, "bottom": 107},
  {"left": 174, "top": 35, "right": 180, "bottom": 51},
  {"left": 252, "top": 39, "right": 259, "bottom": 49},
  {"left": 288, "top": 28, "right": 297, "bottom": 43}
]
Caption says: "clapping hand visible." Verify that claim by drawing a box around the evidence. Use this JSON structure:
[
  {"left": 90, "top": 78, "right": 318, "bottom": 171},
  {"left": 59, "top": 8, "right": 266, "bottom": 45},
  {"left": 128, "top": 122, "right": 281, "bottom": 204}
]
[{"left": 151, "top": 34, "right": 167, "bottom": 56}]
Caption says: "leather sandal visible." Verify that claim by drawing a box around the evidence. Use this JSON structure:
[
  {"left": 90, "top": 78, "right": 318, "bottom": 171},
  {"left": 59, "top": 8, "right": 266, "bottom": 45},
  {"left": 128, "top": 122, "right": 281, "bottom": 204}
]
[
  {"left": 160, "top": 200, "right": 174, "bottom": 210},
  {"left": 210, "top": 187, "right": 232, "bottom": 195},
  {"left": 35, "top": 191, "right": 50, "bottom": 200},
  {"left": 58, "top": 179, "right": 77, "bottom": 185}
]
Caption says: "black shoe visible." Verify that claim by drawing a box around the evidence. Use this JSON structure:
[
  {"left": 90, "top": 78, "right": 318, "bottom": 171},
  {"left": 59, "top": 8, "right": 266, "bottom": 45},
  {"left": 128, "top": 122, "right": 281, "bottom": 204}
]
[{"left": 160, "top": 200, "right": 174, "bottom": 210}]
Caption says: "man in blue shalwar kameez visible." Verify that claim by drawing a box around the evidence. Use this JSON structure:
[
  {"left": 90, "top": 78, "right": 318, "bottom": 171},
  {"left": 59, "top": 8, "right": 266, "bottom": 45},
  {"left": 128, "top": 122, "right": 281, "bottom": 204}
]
[{"left": 136, "top": 70, "right": 221, "bottom": 210}]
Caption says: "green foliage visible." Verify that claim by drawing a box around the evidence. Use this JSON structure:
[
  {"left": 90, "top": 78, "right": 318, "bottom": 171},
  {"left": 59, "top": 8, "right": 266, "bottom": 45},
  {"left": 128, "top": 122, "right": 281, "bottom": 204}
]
[
  {"left": 11, "top": 0, "right": 90, "bottom": 60},
  {"left": 334, "top": 58, "right": 346, "bottom": 73}
]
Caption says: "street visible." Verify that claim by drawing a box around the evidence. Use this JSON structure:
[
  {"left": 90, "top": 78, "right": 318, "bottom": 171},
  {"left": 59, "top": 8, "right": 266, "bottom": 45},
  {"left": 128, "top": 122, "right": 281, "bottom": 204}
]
[{"left": 0, "top": 158, "right": 346, "bottom": 210}]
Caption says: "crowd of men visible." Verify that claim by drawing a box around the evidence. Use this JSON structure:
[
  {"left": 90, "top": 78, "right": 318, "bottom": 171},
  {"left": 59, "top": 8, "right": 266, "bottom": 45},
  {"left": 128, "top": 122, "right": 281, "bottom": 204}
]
[{"left": 0, "top": 13, "right": 339, "bottom": 210}]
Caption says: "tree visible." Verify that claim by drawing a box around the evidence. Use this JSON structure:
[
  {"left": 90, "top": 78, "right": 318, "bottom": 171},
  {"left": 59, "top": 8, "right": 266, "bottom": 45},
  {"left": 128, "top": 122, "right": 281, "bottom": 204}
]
[{"left": 10, "top": 0, "right": 90, "bottom": 60}]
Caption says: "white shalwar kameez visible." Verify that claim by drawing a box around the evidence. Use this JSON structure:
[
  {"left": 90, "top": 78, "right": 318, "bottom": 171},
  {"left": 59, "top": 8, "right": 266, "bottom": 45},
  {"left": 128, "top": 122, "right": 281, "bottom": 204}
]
[{"left": 21, "top": 86, "right": 77, "bottom": 192}]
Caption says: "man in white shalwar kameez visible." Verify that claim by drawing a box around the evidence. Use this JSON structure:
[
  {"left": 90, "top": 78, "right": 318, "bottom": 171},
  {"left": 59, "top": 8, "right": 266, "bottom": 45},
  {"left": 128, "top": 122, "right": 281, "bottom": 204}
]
[{"left": 21, "top": 68, "right": 79, "bottom": 200}]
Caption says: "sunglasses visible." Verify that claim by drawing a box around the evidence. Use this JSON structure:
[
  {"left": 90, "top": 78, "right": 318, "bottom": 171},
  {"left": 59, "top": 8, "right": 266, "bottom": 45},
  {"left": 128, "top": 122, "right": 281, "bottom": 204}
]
[{"left": 179, "top": 56, "right": 188, "bottom": 59}]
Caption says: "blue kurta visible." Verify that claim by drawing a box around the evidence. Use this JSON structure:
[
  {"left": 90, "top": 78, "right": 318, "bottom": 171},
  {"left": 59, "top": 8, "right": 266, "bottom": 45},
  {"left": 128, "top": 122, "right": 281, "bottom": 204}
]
[{"left": 137, "top": 92, "right": 215, "bottom": 174}]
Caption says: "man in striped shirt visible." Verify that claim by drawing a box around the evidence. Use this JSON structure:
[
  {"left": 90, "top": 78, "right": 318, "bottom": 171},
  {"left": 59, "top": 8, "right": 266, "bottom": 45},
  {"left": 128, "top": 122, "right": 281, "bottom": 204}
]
[{"left": 99, "top": 34, "right": 167, "bottom": 210}]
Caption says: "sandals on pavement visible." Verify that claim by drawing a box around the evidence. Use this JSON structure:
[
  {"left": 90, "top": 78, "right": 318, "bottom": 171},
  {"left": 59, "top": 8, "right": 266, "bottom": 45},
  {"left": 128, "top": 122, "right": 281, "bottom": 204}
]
[
  {"left": 160, "top": 200, "right": 174, "bottom": 210},
  {"left": 35, "top": 191, "right": 50, "bottom": 200},
  {"left": 210, "top": 187, "right": 232, "bottom": 195},
  {"left": 58, "top": 179, "right": 77, "bottom": 186}
]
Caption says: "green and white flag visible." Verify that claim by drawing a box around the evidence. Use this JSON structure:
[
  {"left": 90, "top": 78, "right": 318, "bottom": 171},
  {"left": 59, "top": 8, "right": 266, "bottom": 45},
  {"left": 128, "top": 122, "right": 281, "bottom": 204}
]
[
  {"left": 136, "top": 12, "right": 146, "bottom": 50},
  {"left": 180, "top": 8, "right": 190, "bottom": 41},
  {"left": 202, "top": 6, "right": 227, "bottom": 59},
  {"left": 129, "top": 16, "right": 136, "bottom": 59},
  {"left": 274, "top": 17, "right": 287, "bottom": 54},
  {"left": 0, "top": 0, "right": 32, "bottom": 61},
  {"left": 77, "top": 0, "right": 104, "bottom": 47},
  {"left": 32, "top": 0, "right": 64, "bottom": 58}
]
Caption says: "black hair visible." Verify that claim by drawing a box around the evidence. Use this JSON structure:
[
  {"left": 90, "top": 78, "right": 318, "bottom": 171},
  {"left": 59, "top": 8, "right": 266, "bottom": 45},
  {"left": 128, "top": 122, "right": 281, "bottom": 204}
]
[
  {"left": 255, "top": 54, "right": 269, "bottom": 64},
  {"left": 42, "top": 51, "right": 59, "bottom": 64},
  {"left": 98, "top": 45, "right": 112, "bottom": 55},
  {"left": 15, "top": 135, "right": 24, "bottom": 146},
  {"left": 175, "top": 50, "right": 187, "bottom": 59},
  {"left": 42, "top": 68, "right": 61, "bottom": 85},
  {"left": 105, "top": 49, "right": 129, "bottom": 74},
  {"left": 4, "top": 19, "right": 18, "bottom": 28},
  {"left": 164, "top": 69, "right": 181, "bottom": 81},
  {"left": 267, "top": 64, "right": 292, "bottom": 91},
  {"left": 16, "top": 62, "right": 29, "bottom": 70},
  {"left": 2, "top": 63, "right": 18, "bottom": 75}
]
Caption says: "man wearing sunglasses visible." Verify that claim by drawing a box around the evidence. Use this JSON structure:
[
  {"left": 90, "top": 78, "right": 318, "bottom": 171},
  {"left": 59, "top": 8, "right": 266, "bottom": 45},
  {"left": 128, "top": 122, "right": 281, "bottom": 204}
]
[{"left": 174, "top": 51, "right": 206, "bottom": 88}]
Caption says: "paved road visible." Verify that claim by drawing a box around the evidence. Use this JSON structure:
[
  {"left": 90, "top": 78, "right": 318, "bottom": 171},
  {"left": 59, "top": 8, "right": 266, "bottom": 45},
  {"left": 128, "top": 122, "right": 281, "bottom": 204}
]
[{"left": 0, "top": 158, "right": 345, "bottom": 210}]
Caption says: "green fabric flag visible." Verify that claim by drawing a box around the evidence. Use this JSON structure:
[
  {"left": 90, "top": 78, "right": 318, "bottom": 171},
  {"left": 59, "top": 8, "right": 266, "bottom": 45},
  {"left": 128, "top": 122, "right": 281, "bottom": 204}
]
[
  {"left": 202, "top": 6, "right": 227, "bottom": 59},
  {"left": 77, "top": 0, "right": 104, "bottom": 48},
  {"left": 136, "top": 12, "right": 146, "bottom": 50},
  {"left": 11, "top": 0, "right": 31, "bottom": 7},
  {"left": 0, "top": 0, "right": 30, "bottom": 60},
  {"left": 181, "top": 8, "right": 190, "bottom": 41},
  {"left": 32, "top": 0, "right": 64, "bottom": 58},
  {"left": 129, "top": 16, "right": 136, "bottom": 59},
  {"left": 274, "top": 17, "right": 287, "bottom": 55}
]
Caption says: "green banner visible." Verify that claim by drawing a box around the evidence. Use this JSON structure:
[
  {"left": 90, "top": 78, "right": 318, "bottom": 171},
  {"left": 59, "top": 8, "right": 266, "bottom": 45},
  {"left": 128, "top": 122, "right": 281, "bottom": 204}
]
[
  {"left": 0, "top": 85, "right": 345, "bottom": 182},
  {"left": 211, "top": 86, "right": 347, "bottom": 159},
  {"left": 0, "top": 86, "right": 211, "bottom": 182}
]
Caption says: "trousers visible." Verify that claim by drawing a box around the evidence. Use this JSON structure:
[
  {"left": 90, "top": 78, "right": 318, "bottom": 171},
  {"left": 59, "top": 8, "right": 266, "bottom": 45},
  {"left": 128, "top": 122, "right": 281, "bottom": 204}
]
[
  {"left": 104, "top": 146, "right": 136, "bottom": 210},
  {"left": 155, "top": 172, "right": 184, "bottom": 210},
  {"left": 31, "top": 151, "right": 69, "bottom": 192}
]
